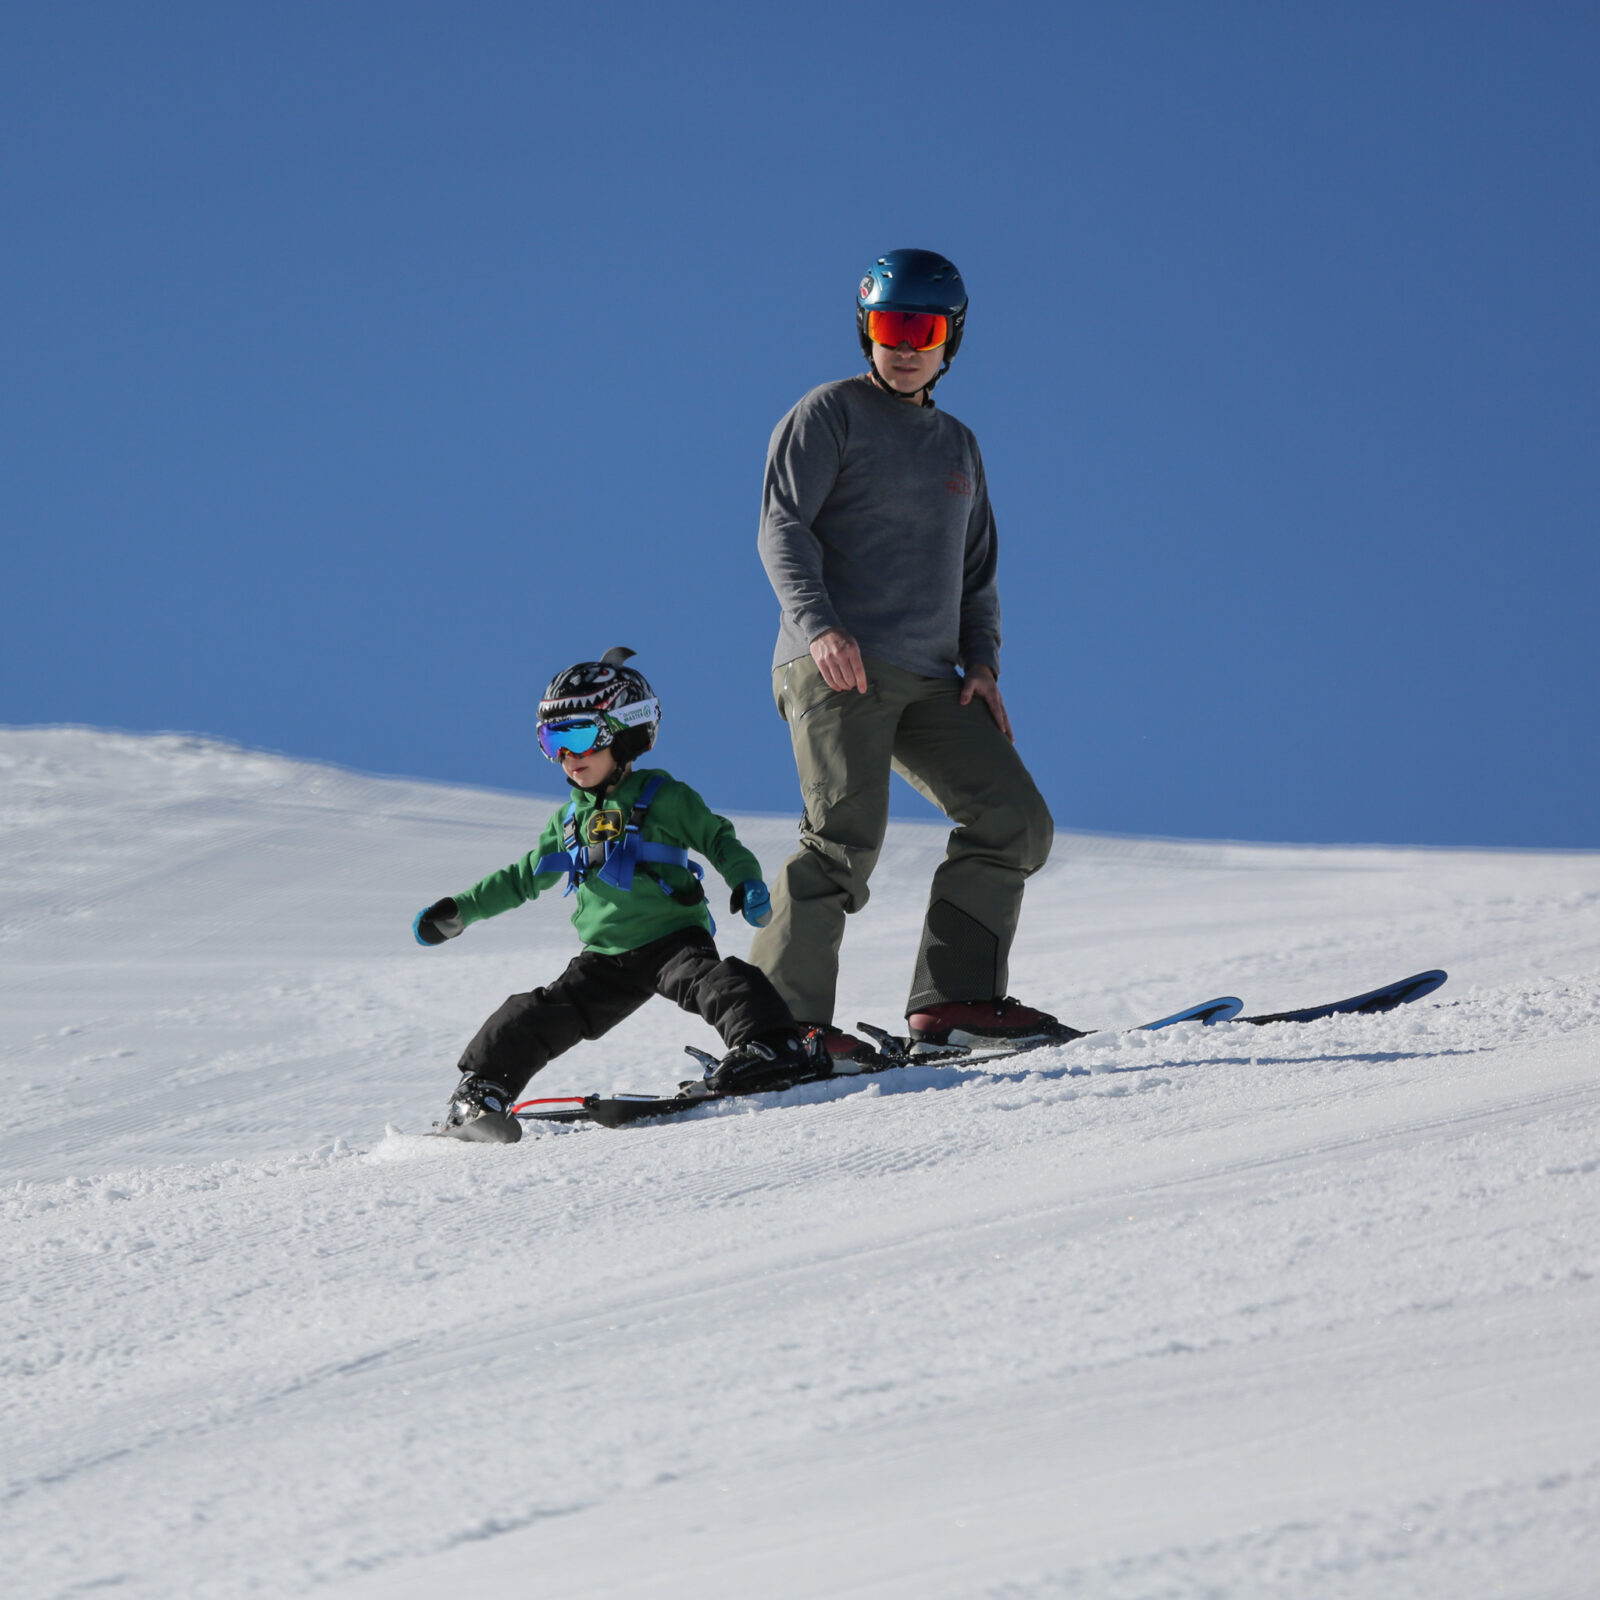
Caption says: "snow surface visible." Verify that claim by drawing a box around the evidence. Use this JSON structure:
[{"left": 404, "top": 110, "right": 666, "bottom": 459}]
[{"left": 3, "top": 726, "right": 1598, "bottom": 1599}]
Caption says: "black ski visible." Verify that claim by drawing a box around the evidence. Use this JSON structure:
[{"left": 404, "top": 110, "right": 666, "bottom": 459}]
[{"left": 514, "top": 1087, "right": 721, "bottom": 1128}]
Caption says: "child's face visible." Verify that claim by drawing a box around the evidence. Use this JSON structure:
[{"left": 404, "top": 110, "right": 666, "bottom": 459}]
[{"left": 560, "top": 743, "right": 619, "bottom": 789}]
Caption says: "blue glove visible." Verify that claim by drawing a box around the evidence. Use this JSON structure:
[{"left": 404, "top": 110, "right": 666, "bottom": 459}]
[
  {"left": 413, "top": 896, "right": 464, "bottom": 946},
  {"left": 731, "top": 880, "right": 772, "bottom": 928}
]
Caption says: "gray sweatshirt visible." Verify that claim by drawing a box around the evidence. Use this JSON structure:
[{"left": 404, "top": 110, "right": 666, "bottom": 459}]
[{"left": 757, "top": 374, "right": 1001, "bottom": 680}]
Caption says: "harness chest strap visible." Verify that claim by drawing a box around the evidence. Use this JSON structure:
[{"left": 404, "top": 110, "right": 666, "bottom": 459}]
[{"left": 533, "top": 775, "right": 705, "bottom": 901}]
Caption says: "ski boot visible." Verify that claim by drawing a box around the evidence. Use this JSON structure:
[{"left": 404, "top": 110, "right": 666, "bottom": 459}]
[
  {"left": 706, "top": 1028, "right": 834, "bottom": 1095},
  {"left": 905, "top": 997, "right": 1087, "bottom": 1053},
  {"left": 434, "top": 1075, "right": 523, "bottom": 1144},
  {"left": 794, "top": 1023, "right": 882, "bottom": 1075}
]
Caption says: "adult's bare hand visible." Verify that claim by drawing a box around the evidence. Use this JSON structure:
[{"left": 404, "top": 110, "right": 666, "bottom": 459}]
[
  {"left": 811, "top": 628, "right": 868, "bottom": 694},
  {"left": 960, "top": 664, "right": 1013, "bottom": 741}
]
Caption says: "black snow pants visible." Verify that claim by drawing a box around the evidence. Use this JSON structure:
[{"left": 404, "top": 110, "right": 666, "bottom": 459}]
[{"left": 456, "top": 926, "right": 795, "bottom": 1099}]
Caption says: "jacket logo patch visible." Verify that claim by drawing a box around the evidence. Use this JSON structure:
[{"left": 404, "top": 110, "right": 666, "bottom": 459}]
[
  {"left": 586, "top": 810, "right": 624, "bottom": 844},
  {"left": 946, "top": 470, "right": 974, "bottom": 497}
]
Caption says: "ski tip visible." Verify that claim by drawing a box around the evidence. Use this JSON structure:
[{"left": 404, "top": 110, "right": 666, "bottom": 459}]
[
  {"left": 1141, "top": 997, "right": 1244, "bottom": 1030},
  {"left": 1311, "top": 966, "right": 1447, "bottom": 1017},
  {"left": 1240, "top": 968, "right": 1450, "bottom": 1026},
  {"left": 1373, "top": 969, "right": 1448, "bottom": 1007}
]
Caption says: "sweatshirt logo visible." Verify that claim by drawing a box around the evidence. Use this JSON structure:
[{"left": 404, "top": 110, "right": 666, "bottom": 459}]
[
  {"left": 946, "top": 470, "right": 974, "bottom": 497},
  {"left": 586, "top": 810, "right": 624, "bottom": 844}
]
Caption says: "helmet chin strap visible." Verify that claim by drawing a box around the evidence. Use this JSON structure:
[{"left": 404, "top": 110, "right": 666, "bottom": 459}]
[
  {"left": 564, "top": 758, "right": 632, "bottom": 796},
  {"left": 865, "top": 358, "right": 950, "bottom": 404}
]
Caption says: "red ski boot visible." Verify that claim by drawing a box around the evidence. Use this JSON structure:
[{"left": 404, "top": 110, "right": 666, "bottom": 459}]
[{"left": 906, "top": 997, "right": 1087, "bottom": 1052}]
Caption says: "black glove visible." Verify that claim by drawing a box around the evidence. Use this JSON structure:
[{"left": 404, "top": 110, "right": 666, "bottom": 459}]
[{"left": 413, "top": 896, "right": 464, "bottom": 946}]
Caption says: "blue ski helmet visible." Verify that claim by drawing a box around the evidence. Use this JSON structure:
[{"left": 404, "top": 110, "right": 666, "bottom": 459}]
[{"left": 856, "top": 248, "right": 968, "bottom": 364}]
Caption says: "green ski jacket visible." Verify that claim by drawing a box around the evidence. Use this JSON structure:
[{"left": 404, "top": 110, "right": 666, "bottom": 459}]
[{"left": 453, "top": 768, "right": 762, "bottom": 956}]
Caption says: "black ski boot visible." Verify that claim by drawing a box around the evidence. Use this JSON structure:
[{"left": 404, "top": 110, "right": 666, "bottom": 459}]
[
  {"left": 707, "top": 1028, "right": 834, "bottom": 1095},
  {"left": 435, "top": 1075, "right": 523, "bottom": 1144}
]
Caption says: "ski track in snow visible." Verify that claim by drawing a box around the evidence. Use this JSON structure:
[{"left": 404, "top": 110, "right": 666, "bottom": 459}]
[{"left": 2, "top": 727, "right": 1598, "bottom": 1599}]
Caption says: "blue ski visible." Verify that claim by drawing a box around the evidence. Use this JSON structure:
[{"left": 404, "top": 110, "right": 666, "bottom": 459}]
[{"left": 1238, "top": 968, "right": 1447, "bottom": 1025}]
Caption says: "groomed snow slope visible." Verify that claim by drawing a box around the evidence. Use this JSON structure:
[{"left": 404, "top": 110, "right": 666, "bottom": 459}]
[{"left": 3, "top": 726, "right": 1598, "bottom": 1600}]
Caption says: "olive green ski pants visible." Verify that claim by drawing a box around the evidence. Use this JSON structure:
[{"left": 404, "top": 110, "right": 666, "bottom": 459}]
[{"left": 748, "top": 655, "right": 1054, "bottom": 1024}]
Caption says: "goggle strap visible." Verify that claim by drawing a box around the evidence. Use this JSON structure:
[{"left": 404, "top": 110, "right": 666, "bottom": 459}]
[{"left": 609, "top": 698, "right": 660, "bottom": 729}]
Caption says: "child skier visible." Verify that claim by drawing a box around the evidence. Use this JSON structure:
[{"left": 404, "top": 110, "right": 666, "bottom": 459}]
[{"left": 412, "top": 648, "right": 830, "bottom": 1142}]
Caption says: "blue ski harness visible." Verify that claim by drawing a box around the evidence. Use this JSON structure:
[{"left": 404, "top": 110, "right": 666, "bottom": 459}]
[{"left": 534, "top": 774, "right": 708, "bottom": 911}]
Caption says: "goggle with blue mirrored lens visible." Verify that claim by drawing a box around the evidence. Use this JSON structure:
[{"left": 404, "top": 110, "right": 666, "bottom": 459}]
[
  {"left": 536, "top": 697, "right": 660, "bottom": 764},
  {"left": 538, "top": 716, "right": 609, "bottom": 763}
]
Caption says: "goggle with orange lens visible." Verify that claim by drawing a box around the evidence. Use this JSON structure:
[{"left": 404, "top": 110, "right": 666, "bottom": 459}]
[{"left": 865, "top": 309, "right": 950, "bottom": 352}]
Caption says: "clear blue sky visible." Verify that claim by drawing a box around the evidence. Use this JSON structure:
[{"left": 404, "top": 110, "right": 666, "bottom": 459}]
[{"left": 5, "top": 3, "right": 1596, "bottom": 847}]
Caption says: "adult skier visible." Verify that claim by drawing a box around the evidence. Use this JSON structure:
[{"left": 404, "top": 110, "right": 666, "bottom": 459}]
[
  {"left": 750, "top": 249, "right": 1074, "bottom": 1059},
  {"left": 412, "top": 649, "right": 828, "bottom": 1142}
]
